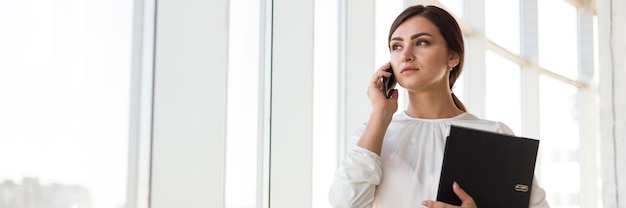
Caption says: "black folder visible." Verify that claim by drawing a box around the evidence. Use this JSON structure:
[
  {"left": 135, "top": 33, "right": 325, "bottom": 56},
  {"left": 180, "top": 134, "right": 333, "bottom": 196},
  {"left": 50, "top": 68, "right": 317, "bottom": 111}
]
[{"left": 436, "top": 125, "right": 539, "bottom": 208}]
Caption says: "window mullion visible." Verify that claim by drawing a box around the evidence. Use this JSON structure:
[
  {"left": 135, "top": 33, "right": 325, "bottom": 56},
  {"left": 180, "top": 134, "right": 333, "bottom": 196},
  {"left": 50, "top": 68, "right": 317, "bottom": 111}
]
[
  {"left": 577, "top": 3, "right": 599, "bottom": 208},
  {"left": 519, "top": 0, "right": 539, "bottom": 146}
]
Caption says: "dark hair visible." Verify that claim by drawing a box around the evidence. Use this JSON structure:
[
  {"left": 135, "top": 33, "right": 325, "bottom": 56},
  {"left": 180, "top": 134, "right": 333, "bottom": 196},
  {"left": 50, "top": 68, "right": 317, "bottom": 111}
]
[{"left": 388, "top": 5, "right": 467, "bottom": 112}]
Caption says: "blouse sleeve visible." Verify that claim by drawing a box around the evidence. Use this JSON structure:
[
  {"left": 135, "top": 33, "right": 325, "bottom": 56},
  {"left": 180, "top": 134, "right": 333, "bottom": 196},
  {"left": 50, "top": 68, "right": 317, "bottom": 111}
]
[
  {"left": 529, "top": 177, "right": 551, "bottom": 207},
  {"left": 328, "top": 145, "right": 382, "bottom": 208}
]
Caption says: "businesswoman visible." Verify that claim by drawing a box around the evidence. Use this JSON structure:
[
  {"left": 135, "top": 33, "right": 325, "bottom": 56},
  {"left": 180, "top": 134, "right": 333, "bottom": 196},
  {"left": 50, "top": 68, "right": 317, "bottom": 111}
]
[{"left": 329, "top": 5, "right": 550, "bottom": 208}]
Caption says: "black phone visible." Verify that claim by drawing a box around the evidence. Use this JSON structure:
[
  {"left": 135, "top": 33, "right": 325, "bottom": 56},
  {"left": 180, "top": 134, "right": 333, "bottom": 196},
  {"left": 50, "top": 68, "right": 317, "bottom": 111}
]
[{"left": 382, "top": 67, "right": 397, "bottom": 99}]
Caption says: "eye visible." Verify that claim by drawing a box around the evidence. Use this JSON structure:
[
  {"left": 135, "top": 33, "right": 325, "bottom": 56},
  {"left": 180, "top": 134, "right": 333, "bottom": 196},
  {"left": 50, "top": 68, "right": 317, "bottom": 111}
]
[
  {"left": 416, "top": 40, "right": 429, "bottom": 46},
  {"left": 391, "top": 44, "right": 402, "bottom": 51}
]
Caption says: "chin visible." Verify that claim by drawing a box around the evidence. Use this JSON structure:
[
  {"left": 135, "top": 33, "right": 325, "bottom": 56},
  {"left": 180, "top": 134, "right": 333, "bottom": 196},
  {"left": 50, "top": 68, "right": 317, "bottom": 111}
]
[{"left": 397, "top": 78, "right": 422, "bottom": 90}]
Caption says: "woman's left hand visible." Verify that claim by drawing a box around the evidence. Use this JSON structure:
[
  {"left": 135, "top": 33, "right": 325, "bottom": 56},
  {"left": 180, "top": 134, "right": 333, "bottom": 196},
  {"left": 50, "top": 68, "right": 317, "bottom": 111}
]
[{"left": 421, "top": 182, "right": 477, "bottom": 208}]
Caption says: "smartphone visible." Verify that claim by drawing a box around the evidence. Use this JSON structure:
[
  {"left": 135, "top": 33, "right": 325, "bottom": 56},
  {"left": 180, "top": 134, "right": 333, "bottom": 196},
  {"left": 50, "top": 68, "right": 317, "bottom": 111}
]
[{"left": 382, "top": 67, "right": 397, "bottom": 99}]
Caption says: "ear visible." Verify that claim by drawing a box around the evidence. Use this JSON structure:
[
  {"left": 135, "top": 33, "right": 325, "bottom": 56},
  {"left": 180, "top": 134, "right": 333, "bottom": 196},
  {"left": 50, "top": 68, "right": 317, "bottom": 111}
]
[{"left": 448, "top": 52, "right": 460, "bottom": 68}]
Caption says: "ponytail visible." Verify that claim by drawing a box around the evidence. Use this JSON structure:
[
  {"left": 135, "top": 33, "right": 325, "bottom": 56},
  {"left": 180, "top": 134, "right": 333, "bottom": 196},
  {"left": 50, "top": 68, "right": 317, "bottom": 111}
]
[{"left": 451, "top": 92, "right": 466, "bottom": 112}]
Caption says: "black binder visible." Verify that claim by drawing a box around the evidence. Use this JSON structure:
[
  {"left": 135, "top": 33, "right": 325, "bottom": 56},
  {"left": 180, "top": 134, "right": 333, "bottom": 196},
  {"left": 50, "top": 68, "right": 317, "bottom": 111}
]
[{"left": 436, "top": 125, "right": 539, "bottom": 208}]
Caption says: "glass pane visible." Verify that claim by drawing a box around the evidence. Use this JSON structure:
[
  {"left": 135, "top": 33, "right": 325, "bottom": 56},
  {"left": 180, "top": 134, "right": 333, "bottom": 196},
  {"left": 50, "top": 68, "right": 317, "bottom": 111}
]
[
  {"left": 225, "top": 0, "right": 261, "bottom": 207},
  {"left": 539, "top": 75, "right": 580, "bottom": 208},
  {"left": 485, "top": 0, "right": 520, "bottom": 54},
  {"left": 484, "top": 50, "right": 522, "bottom": 134},
  {"left": 0, "top": 1, "right": 132, "bottom": 207},
  {"left": 313, "top": 1, "right": 340, "bottom": 207},
  {"left": 538, "top": 0, "right": 578, "bottom": 80}
]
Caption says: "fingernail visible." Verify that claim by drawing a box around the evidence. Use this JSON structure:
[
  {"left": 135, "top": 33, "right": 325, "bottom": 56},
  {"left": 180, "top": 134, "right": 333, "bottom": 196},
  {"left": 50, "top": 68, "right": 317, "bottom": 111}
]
[
  {"left": 453, "top": 181, "right": 459, "bottom": 188},
  {"left": 421, "top": 201, "right": 428, "bottom": 206}
]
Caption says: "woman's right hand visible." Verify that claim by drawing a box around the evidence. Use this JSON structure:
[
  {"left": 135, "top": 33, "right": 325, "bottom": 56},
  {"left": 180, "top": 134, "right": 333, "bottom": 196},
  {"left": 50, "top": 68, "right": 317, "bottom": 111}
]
[
  {"left": 357, "top": 63, "right": 399, "bottom": 155},
  {"left": 422, "top": 182, "right": 477, "bottom": 208},
  {"left": 368, "top": 63, "right": 399, "bottom": 114}
]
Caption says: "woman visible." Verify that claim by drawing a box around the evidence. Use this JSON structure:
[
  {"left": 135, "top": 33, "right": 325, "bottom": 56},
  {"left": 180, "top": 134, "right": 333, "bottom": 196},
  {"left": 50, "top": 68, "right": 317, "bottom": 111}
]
[{"left": 329, "top": 5, "right": 549, "bottom": 208}]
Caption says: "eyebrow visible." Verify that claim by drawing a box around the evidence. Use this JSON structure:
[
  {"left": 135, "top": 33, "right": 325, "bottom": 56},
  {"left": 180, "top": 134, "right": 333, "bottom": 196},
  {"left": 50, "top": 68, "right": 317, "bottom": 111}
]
[{"left": 389, "top": 32, "right": 433, "bottom": 42}]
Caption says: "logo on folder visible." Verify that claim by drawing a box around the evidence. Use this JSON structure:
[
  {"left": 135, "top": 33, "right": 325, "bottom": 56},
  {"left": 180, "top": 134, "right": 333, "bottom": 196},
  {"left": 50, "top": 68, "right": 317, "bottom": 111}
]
[{"left": 515, "top": 184, "right": 529, "bottom": 192}]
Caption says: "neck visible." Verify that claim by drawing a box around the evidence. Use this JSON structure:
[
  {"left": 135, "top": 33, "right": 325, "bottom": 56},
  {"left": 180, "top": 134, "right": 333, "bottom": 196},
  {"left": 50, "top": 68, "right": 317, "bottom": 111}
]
[{"left": 404, "top": 88, "right": 464, "bottom": 119}]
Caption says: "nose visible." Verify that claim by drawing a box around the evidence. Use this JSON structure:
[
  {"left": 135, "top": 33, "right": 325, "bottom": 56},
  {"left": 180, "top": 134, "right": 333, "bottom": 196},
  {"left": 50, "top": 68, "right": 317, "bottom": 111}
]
[{"left": 400, "top": 46, "right": 414, "bottom": 62}]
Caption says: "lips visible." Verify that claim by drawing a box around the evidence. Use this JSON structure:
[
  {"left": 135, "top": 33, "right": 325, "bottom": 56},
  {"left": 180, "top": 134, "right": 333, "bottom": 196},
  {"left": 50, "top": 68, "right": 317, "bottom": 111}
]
[{"left": 400, "top": 67, "right": 418, "bottom": 73}]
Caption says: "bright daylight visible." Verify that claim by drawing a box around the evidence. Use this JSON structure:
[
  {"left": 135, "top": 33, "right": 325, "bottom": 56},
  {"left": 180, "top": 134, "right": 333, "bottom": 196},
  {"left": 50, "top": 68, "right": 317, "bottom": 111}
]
[{"left": 0, "top": 0, "right": 624, "bottom": 208}]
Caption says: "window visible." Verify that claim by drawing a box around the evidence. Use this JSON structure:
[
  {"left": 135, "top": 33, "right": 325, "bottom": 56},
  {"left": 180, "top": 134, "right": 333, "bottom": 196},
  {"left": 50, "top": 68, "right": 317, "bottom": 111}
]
[
  {"left": 538, "top": 0, "right": 579, "bottom": 80},
  {"left": 0, "top": 1, "right": 133, "bottom": 207},
  {"left": 485, "top": 50, "right": 522, "bottom": 134},
  {"left": 10, "top": 1, "right": 601, "bottom": 207},
  {"left": 485, "top": 0, "right": 520, "bottom": 55},
  {"left": 480, "top": 0, "right": 598, "bottom": 207},
  {"left": 539, "top": 75, "right": 581, "bottom": 206},
  {"left": 224, "top": 1, "right": 261, "bottom": 208},
  {"left": 312, "top": 0, "right": 339, "bottom": 207}
]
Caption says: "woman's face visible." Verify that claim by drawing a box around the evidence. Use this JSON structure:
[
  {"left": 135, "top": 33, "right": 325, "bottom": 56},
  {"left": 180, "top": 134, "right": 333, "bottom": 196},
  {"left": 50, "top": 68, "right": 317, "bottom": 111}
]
[{"left": 389, "top": 16, "right": 458, "bottom": 92}]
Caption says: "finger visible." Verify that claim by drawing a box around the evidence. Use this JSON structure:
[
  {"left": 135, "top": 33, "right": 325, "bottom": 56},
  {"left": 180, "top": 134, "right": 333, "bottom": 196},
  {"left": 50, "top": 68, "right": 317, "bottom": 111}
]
[
  {"left": 376, "top": 63, "right": 393, "bottom": 75},
  {"left": 390, "top": 89, "right": 399, "bottom": 100},
  {"left": 452, "top": 182, "right": 476, "bottom": 205},
  {"left": 370, "top": 71, "right": 389, "bottom": 84},
  {"left": 370, "top": 72, "right": 382, "bottom": 84},
  {"left": 421, "top": 200, "right": 450, "bottom": 208},
  {"left": 370, "top": 71, "right": 393, "bottom": 86}
]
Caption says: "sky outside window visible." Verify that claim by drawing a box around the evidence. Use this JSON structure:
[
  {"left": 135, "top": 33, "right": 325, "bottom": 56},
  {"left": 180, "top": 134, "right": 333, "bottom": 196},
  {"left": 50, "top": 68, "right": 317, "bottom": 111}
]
[{"left": 0, "top": 1, "right": 132, "bottom": 207}]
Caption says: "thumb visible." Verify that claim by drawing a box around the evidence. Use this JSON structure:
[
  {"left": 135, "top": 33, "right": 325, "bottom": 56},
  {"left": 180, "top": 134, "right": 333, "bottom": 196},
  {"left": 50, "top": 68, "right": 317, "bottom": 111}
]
[
  {"left": 453, "top": 182, "right": 475, "bottom": 203},
  {"left": 452, "top": 182, "right": 473, "bottom": 202}
]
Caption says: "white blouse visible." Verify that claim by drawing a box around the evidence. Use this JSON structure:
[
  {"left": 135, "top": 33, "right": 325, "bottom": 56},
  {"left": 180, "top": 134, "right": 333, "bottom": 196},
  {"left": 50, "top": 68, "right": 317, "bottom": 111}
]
[{"left": 329, "top": 112, "right": 550, "bottom": 208}]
